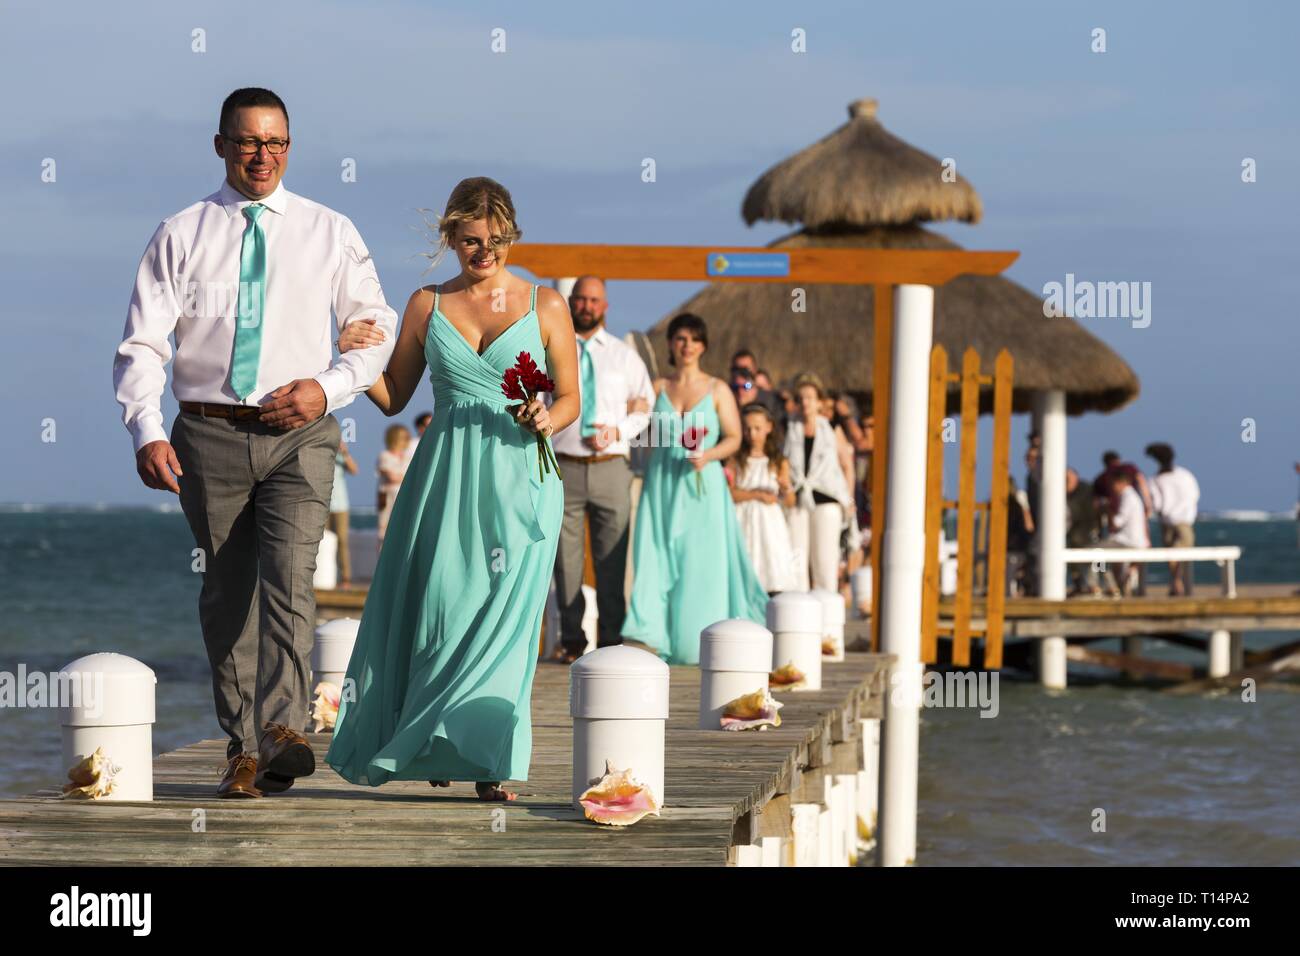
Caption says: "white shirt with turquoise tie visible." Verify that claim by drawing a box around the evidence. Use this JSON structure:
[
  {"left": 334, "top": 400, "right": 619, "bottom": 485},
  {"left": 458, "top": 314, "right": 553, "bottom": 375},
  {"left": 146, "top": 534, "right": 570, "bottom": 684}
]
[{"left": 113, "top": 179, "right": 399, "bottom": 451}]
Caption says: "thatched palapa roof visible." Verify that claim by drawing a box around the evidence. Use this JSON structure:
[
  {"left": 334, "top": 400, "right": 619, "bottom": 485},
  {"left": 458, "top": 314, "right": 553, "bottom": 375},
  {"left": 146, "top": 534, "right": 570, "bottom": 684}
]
[
  {"left": 647, "top": 98, "right": 1139, "bottom": 416},
  {"left": 742, "top": 98, "right": 982, "bottom": 230}
]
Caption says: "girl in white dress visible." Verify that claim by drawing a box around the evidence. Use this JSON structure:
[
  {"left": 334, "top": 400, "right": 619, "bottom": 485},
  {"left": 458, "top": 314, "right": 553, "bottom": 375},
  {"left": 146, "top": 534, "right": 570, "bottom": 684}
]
[
  {"left": 375, "top": 424, "right": 410, "bottom": 544},
  {"left": 728, "top": 404, "right": 801, "bottom": 593}
]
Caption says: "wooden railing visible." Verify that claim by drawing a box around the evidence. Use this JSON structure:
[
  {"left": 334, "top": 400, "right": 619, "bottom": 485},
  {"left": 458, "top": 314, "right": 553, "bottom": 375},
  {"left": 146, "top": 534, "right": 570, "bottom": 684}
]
[{"left": 920, "top": 346, "right": 1013, "bottom": 667}]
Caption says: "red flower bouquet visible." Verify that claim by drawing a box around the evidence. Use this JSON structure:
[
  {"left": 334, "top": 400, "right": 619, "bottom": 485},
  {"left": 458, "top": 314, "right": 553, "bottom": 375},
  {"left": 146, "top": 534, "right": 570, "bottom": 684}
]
[
  {"left": 681, "top": 424, "right": 710, "bottom": 494},
  {"left": 502, "top": 351, "right": 562, "bottom": 482}
]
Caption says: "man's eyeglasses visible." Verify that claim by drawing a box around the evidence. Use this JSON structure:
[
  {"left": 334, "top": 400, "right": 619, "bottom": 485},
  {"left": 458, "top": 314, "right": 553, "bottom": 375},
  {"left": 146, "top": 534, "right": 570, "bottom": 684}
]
[
  {"left": 221, "top": 134, "right": 290, "bottom": 155},
  {"left": 731, "top": 380, "right": 755, "bottom": 392}
]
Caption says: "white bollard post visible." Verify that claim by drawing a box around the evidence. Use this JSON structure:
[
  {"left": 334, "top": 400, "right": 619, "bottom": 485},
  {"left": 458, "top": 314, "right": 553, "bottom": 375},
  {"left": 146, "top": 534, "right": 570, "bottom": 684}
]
[
  {"left": 811, "top": 588, "right": 847, "bottom": 662},
  {"left": 818, "top": 806, "right": 834, "bottom": 867},
  {"left": 859, "top": 717, "right": 880, "bottom": 840},
  {"left": 791, "top": 803, "right": 821, "bottom": 867},
  {"left": 312, "top": 617, "right": 360, "bottom": 688},
  {"left": 850, "top": 565, "right": 873, "bottom": 619},
  {"left": 570, "top": 645, "right": 670, "bottom": 811},
  {"left": 877, "top": 283, "right": 932, "bottom": 867},
  {"left": 836, "top": 772, "right": 859, "bottom": 865},
  {"left": 733, "top": 844, "right": 762, "bottom": 867},
  {"left": 698, "top": 619, "right": 773, "bottom": 729},
  {"left": 1208, "top": 629, "right": 1232, "bottom": 678},
  {"left": 766, "top": 592, "right": 823, "bottom": 690},
  {"left": 59, "top": 653, "right": 157, "bottom": 801},
  {"left": 313, "top": 529, "right": 338, "bottom": 590},
  {"left": 1036, "top": 389, "right": 1068, "bottom": 689},
  {"left": 760, "top": 836, "right": 785, "bottom": 867}
]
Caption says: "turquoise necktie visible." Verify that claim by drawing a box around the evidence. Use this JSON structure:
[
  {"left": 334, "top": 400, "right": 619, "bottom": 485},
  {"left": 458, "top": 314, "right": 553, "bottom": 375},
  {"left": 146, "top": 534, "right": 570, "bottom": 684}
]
[
  {"left": 228, "top": 203, "right": 267, "bottom": 402},
  {"left": 577, "top": 336, "right": 598, "bottom": 437}
]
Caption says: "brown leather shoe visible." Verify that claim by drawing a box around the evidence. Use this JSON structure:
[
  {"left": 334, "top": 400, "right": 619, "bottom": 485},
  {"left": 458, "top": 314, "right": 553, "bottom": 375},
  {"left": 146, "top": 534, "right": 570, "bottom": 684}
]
[
  {"left": 255, "top": 722, "right": 315, "bottom": 795},
  {"left": 218, "top": 753, "right": 263, "bottom": 798}
]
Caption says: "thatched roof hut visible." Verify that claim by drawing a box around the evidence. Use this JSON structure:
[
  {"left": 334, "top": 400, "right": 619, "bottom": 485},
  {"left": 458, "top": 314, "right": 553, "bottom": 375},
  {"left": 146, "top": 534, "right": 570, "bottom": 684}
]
[
  {"left": 647, "top": 99, "right": 1139, "bottom": 416},
  {"left": 742, "top": 98, "right": 983, "bottom": 229}
]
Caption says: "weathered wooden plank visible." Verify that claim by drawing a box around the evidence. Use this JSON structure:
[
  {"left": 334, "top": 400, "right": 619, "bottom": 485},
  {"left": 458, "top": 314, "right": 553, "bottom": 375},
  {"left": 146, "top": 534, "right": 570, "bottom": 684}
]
[{"left": 1, "top": 653, "right": 888, "bottom": 867}]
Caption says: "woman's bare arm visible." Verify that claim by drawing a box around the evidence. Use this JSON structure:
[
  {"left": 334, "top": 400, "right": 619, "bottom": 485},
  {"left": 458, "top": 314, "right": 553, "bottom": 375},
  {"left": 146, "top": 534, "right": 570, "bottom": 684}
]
[
  {"left": 358, "top": 289, "right": 433, "bottom": 417},
  {"left": 777, "top": 458, "right": 796, "bottom": 508},
  {"left": 528, "top": 287, "right": 580, "bottom": 436},
  {"left": 700, "top": 377, "right": 744, "bottom": 466}
]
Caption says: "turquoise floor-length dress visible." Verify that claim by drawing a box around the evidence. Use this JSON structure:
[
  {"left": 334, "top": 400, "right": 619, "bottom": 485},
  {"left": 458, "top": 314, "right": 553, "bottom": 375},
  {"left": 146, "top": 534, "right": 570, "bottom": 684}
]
[
  {"left": 325, "top": 284, "right": 563, "bottom": 785},
  {"left": 620, "top": 389, "right": 769, "bottom": 664}
]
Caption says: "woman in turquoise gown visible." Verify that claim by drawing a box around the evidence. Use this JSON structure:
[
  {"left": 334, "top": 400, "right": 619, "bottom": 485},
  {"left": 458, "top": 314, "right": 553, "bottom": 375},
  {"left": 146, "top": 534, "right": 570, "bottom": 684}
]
[
  {"left": 323, "top": 177, "right": 579, "bottom": 801},
  {"left": 620, "top": 313, "right": 770, "bottom": 664}
]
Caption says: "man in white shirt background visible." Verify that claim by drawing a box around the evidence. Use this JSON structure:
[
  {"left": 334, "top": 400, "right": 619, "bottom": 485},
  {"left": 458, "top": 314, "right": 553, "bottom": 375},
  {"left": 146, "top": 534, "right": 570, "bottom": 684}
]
[
  {"left": 1100, "top": 471, "right": 1150, "bottom": 596},
  {"left": 112, "top": 88, "right": 398, "bottom": 798},
  {"left": 548, "top": 277, "right": 655, "bottom": 663},
  {"left": 1145, "top": 441, "right": 1201, "bottom": 595}
]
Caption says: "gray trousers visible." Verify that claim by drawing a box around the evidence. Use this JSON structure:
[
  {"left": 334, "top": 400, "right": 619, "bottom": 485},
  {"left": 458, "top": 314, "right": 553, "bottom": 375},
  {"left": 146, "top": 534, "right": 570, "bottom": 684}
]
[
  {"left": 171, "top": 409, "right": 340, "bottom": 759},
  {"left": 554, "top": 456, "right": 633, "bottom": 653}
]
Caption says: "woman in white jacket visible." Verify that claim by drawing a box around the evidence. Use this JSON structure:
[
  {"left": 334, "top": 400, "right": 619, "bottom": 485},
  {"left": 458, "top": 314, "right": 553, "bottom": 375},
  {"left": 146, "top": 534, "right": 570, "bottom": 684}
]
[{"left": 783, "top": 374, "right": 857, "bottom": 591}]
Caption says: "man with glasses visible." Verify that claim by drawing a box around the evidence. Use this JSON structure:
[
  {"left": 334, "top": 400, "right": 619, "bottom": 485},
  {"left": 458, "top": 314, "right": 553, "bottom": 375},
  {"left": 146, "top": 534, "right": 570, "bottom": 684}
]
[
  {"left": 729, "top": 353, "right": 785, "bottom": 430},
  {"left": 113, "top": 87, "right": 398, "bottom": 798}
]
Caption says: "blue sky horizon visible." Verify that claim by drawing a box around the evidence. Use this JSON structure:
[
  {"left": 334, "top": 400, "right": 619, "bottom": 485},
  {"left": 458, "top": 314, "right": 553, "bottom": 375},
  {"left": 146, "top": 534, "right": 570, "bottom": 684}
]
[{"left": 3, "top": 0, "right": 1297, "bottom": 511}]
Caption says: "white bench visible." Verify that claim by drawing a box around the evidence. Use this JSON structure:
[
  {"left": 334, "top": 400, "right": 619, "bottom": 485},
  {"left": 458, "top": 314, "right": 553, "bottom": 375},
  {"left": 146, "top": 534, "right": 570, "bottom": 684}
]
[{"left": 1062, "top": 545, "right": 1242, "bottom": 596}]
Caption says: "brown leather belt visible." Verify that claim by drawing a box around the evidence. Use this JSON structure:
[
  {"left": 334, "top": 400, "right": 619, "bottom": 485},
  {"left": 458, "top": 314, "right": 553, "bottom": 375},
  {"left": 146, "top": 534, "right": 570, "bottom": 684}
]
[
  {"left": 180, "top": 400, "right": 264, "bottom": 422},
  {"left": 556, "top": 452, "right": 626, "bottom": 465}
]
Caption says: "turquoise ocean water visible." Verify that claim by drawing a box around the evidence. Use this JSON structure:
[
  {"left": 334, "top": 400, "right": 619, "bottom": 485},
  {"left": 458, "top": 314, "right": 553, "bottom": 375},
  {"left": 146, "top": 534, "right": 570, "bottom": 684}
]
[{"left": 1, "top": 509, "right": 1297, "bottom": 863}]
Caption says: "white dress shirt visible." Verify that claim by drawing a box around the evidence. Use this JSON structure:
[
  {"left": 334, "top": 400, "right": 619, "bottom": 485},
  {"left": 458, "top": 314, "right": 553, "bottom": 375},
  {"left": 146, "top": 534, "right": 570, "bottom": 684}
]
[
  {"left": 548, "top": 325, "right": 655, "bottom": 459},
  {"left": 113, "top": 179, "right": 399, "bottom": 451},
  {"left": 1149, "top": 465, "right": 1200, "bottom": 525}
]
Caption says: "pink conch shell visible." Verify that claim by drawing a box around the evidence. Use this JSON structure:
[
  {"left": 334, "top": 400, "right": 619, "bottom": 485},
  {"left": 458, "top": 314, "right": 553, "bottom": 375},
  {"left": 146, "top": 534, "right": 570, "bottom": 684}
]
[
  {"left": 61, "top": 746, "right": 119, "bottom": 799},
  {"left": 720, "top": 687, "right": 783, "bottom": 731},
  {"left": 310, "top": 681, "right": 341, "bottom": 732},
  {"left": 769, "top": 662, "right": 807, "bottom": 691},
  {"left": 579, "top": 762, "right": 660, "bottom": 826}
]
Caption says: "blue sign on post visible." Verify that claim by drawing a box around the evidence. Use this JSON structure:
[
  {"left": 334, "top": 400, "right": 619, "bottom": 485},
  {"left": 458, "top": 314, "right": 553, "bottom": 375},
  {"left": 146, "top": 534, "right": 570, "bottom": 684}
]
[{"left": 706, "top": 252, "right": 790, "bottom": 278}]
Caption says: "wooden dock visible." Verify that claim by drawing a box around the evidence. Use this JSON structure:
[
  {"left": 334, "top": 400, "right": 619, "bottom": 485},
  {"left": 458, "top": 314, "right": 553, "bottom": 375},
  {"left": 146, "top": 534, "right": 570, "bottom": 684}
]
[{"left": 0, "top": 654, "right": 887, "bottom": 867}]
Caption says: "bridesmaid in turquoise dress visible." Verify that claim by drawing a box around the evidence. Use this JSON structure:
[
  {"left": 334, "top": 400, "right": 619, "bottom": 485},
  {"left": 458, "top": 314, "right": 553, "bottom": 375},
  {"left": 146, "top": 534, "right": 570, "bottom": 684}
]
[
  {"left": 621, "top": 313, "right": 769, "bottom": 664},
  {"left": 323, "top": 178, "right": 579, "bottom": 801}
]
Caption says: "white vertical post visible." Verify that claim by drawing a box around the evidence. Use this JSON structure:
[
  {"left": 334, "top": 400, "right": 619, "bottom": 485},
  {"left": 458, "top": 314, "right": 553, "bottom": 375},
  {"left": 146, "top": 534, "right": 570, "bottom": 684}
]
[
  {"left": 1036, "top": 390, "right": 1068, "bottom": 689},
  {"left": 760, "top": 836, "right": 785, "bottom": 867},
  {"left": 877, "top": 283, "right": 933, "bottom": 868},
  {"left": 554, "top": 276, "right": 578, "bottom": 301},
  {"left": 859, "top": 717, "right": 880, "bottom": 839},
  {"left": 791, "top": 804, "right": 821, "bottom": 867},
  {"left": 1208, "top": 629, "right": 1232, "bottom": 678}
]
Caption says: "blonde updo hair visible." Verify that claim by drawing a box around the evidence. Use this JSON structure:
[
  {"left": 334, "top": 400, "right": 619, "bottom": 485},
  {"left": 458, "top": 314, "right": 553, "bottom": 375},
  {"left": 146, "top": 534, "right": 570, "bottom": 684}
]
[
  {"left": 422, "top": 176, "right": 523, "bottom": 269},
  {"left": 791, "top": 372, "right": 826, "bottom": 400}
]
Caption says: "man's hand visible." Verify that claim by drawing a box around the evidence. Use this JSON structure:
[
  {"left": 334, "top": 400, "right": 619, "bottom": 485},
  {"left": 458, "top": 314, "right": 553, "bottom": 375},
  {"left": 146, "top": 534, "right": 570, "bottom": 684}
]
[
  {"left": 136, "top": 440, "right": 184, "bottom": 494},
  {"left": 260, "top": 379, "right": 328, "bottom": 429},
  {"left": 581, "top": 424, "right": 617, "bottom": 451}
]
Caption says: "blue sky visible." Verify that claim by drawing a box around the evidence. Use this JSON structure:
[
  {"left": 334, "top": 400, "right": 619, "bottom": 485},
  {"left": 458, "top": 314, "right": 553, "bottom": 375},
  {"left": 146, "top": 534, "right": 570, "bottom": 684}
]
[{"left": 3, "top": 0, "right": 1297, "bottom": 510}]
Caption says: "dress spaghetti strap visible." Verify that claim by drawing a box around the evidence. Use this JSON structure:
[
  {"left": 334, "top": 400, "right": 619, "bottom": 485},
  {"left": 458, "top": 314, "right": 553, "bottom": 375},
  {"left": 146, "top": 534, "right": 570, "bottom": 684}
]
[{"left": 530, "top": 284, "right": 537, "bottom": 311}]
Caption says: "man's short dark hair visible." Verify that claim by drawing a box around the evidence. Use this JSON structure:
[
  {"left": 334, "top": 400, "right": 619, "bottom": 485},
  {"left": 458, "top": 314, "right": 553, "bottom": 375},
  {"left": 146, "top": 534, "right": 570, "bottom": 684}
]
[
  {"left": 1144, "top": 442, "right": 1175, "bottom": 469},
  {"left": 1102, "top": 450, "right": 1120, "bottom": 465},
  {"left": 220, "top": 87, "right": 289, "bottom": 136},
  {"left": 731, "top": 348, "right": 755, "bottom": 364}
]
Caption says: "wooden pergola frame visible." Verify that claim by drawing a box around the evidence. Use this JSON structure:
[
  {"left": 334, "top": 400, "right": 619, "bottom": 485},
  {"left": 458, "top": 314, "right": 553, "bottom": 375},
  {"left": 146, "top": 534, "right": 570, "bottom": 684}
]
[{"left": 508, "top": 242, "right": 1019, "bottom": 653}]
